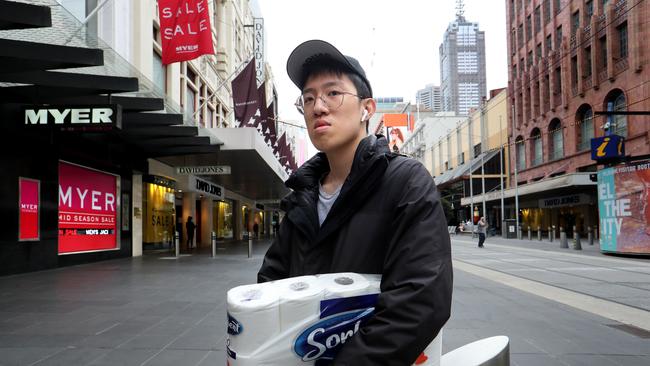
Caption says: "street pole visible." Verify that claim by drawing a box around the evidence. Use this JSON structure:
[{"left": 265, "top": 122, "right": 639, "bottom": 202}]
[
  {"left": 511, "top": 103, "right": 520, "bottom": 238},
  {"left": 499, "top": 116, "right": 505, "bottom": 235},
  {"left": 480, "top": 107, "right": 487, "bottom": 221},
  {"left": 468, "top": 118, "right": 474, "bottom": 233}
]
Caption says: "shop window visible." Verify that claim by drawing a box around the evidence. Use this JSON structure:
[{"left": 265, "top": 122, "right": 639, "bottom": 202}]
[
  {"left": 153, "top": 51, "right": 166, "bottom": 93},
  {"left": 214, "top": 200, "right": 233, "bottom": 240}
]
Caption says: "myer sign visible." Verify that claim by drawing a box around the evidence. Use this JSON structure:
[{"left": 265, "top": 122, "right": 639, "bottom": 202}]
[
  {"left": 177, "top": 166, "right": 231, "bottom": 175},
  {"left": 194, "top": 177, "right": 224, "bottom": 199},
  {"left": 24, "top": 104, "right": 122, "bottom": 131},
  {"left": 539, "top": 194, "right": 591, "bottom": 208}
]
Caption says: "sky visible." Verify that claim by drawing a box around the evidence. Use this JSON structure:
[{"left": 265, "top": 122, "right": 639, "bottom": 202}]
[{"left": 257, "top": 0, "right": 508, "bottom": 153}]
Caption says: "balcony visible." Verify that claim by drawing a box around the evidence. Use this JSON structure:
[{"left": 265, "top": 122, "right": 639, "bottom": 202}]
[
  {"left": 583, "top": 76, "right": 593, "bottom": 90},
  {"left": 598, "top": 69, "right": 608, "bottom": 83},
  {"left": 571, "top": 85, "right": 578, "bottom": 96},
  {"left": 583, "top": 25, "right": 591, "bottom": 39},
  {"left": 596, "top": 14, "right": 607, "bottom": 31},
  {"left": 614, "top": 57, "right": 629, "bottom": 74},
  {"left": 614, "top": 0, "right": 628, "bottom": 18}
]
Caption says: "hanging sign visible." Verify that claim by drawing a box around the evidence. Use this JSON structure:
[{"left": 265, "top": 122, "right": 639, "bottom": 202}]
[
  {"left": 158, "top": 0, "right": 215, "bottom": 65},
  {"left": 176, "top": 166, "right": 231, "bottom": 175},
  {"left": 254, "top": 17, "right": 265, "bottom": 83},
  {"left": 19, "top": 177, "right": 40, "bottom": 241}
]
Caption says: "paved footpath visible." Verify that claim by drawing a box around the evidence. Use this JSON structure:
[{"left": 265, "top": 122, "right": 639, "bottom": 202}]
[{"left": 0, "top": 238, "right": 648, "bottom": 365}]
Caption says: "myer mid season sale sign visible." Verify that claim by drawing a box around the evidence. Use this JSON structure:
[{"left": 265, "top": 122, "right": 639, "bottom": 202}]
[
  {"left": 58, "top": 162, "right": 118, "bottom": 254},
  {"left": 597, "top": 160, "right": 650, "bottom": 254}
]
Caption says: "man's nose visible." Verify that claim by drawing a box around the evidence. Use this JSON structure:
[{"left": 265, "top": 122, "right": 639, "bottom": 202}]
[{"left": 312, "top": 95, "right": 329, "bottom": 115}]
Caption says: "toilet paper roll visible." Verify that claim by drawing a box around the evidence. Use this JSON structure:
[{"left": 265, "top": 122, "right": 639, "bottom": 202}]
[
  {"left": 275, "top": 276, "right": 325, "bottom": 332},
  {"left": 363, "top": 274, "right": 382, "bottom": 294},
  {"left": 227, "top": 283, "right": 280, "bottom": 356},
  {"left": 317, "top": 272, "right": 371, "bottom": 299}
]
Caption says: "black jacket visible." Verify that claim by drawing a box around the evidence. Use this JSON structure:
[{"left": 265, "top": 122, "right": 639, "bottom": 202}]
[{"left": 258, "top": 135, "right": 453, "bottom": 366}]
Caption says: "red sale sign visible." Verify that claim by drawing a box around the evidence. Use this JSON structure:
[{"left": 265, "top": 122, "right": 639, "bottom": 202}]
[
  {"left": 58, "top": 162, "right": 118, "bottom": 254},
  {"left": 19, "top": 178, "right": 40, "bottom": 241},
  {"left": 158, "top": 0, "right": 215, "bottom": 65}
]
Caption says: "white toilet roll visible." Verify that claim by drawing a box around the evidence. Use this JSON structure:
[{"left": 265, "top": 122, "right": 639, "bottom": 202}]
[
  {"left": 275, "top": 276, "right": 325, "bottom": 333},
  {"left": 363, "top": 274, "right": 382, "bottom": 294},
  {"left": 227, "top": 283, "right": 281, "bottom": 356},
  {"left": 317, "top": 272, "right": 371, "bottom": 299}
]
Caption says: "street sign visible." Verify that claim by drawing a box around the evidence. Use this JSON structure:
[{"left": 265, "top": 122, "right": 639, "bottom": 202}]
[
  {"left": 591, "top": 135, "right": 625, "bottom": 164},
  {"left": 176, "top": 166, "right": 231, "bottom": 175}
]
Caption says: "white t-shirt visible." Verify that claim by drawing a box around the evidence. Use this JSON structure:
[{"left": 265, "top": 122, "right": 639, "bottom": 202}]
[{"left": 317, "top": 182, "right": 342, "bottom": 226}]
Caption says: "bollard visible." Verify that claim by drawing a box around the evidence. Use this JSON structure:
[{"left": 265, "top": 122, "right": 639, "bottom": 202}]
[
  {"left": 588, "top": 226, "right": 594, "bottom": 245},
  {"left": 548, "top": 226, "right": 553, "bottom": 242},
  {"left": 248, "top": 236, "right": 253, "bottom": 258},
  {"left": 560, "top": 227, "right": 568, "bottom": 248},
  {"left": 211, "top": 231, "right": 217, "bottom": 258},
  {"left": 517, "top": 226, "right": 522, "bottom": 240},
  {"left": 175, "top": 231, "right": 180, "bottom": 258},
  {"left": 573, "top": 225, "right": 582, "bottom": 250},
  {"left": 527, "top": 226, "right": 532, "bottom": 240},
  {"left": 538, "top": 226, "right": 542, "bottom": 241},
  {"left": 552, "top": 225, "right": 556, "bottom": 242}
]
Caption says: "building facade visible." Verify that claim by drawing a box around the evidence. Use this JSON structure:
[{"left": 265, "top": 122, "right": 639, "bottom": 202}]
[
  {"left": 439, "top": 15, "right": 487, "bottom": 115},
  {"left": 416, "top": 84, "right": 442, "bottom": 112},
  {"left": 504, "top": 0, "right": 650, "bottom": 237}
]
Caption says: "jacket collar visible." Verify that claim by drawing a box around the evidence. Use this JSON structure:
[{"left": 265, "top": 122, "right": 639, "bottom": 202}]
[{"left": 282, "top": 135, "right": 392, "bottom": 242}]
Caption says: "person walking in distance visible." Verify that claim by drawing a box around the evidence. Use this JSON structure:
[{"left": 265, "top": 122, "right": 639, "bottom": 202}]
[
  {"left": 478, "top": 216, "right": 488, "bottom": 248},
  {"left": 186, "top": 216, "right": 196, "bottom": 249},
  {"left": 257, "top": 40, "right": 452, "bottom": 365}
]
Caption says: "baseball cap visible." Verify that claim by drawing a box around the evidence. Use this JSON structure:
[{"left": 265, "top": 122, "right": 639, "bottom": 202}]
[{"left": 286, "top": 40, "right": 373, "bottom": 97}]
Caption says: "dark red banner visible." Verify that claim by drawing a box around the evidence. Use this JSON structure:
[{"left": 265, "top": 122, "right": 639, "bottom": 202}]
[
  {"left": 58, "top": 162, "right": 118, "bottom": 254},
  {"left": 158, "top": 0, "right": 215, "bottom": 65},
  {"left": 231, "top": 59, "right": 258, "bottom": 127},
  {"left": 19, "top": 178, "right": 40, "bottom": 241}
]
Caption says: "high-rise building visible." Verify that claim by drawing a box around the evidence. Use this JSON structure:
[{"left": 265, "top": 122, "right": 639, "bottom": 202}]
[
  {"left": 416, "top": 84, "right": 442, "bottom": 112},
  {"left": 439, "top": 5, "right": 487, "bottom": 116}
]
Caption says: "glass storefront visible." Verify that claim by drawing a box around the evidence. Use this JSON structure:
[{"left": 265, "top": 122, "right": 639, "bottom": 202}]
[
  {"left": 214, "top": 200, "right": 234, "bottom": 240},
  {"left": 143, "top": 177, "right": 176, "bottom": 247}
]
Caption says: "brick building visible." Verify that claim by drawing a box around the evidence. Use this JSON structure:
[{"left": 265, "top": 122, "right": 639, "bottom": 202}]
[{"left": 503, "top": 0, "right": 649, "bottom": 236}]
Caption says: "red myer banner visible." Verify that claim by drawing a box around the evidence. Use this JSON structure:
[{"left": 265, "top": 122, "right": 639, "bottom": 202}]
[
  {"left": 58, "top": 162, "right": 118, "bottom": 254},
  {"left": 158, "top": 0, "right": 215, "bottom": 65},
  {"left": 19, "top": 177, "right": 40, "bottom": 241}
]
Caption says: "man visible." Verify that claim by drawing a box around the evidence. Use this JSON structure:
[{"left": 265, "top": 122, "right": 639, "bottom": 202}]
[
  {"left": 258, "top": 40, "right": 452, "bottom": 365},
  {"left": 186, "top": 216, "right": 196, "bottom": 249},
  {"left": 477, "top": 216, "right": 488, "bottom": 248}
]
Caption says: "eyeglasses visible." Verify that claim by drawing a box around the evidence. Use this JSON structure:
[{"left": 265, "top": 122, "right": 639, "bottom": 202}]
[{"left": 295, "top": 89, "right": 365, "bottom": 115}]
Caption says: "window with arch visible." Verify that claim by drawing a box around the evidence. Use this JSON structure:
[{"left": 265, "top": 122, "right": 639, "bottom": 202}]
[
  {"left": 531, "top": 128, "right": 543, "bottom": 166},
  {"left": 605, "top": 90, "right": 627, "bottom": 136},
  {"left": 516, "top": 136, "right": 526, "bottom": 171},
  {"left": 549, "top": 119, "right": 563, "bottom": 160},
  {"left": 576, "top": 105, "right": 594, "bottom": 151}
]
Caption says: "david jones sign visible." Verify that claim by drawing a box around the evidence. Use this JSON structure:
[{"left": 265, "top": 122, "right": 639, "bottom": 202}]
[{"left": 24, "top": 105, "right": 122, "bottom": 130}]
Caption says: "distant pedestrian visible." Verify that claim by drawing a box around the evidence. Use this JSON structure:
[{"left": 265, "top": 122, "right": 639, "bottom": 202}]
[
  {"left": 186, "top": 216, "right": 196, "bottom": 249},
  {"left": 477, "top": 216, "right": 487, "bottom": 248},
  {"left": 253, "top": 222, "right": 259, "bottom": 239}
]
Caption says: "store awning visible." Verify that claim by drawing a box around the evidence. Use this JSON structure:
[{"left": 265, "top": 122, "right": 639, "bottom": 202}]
[
  {"left": 460, "top": 172, "right": 596, "bottom": 206},
  {"left": 434, "top": 149, "right": 501, "bottom": 187},
  {"left": 158, "top": 128, "right": 290, "bottom": 201}
]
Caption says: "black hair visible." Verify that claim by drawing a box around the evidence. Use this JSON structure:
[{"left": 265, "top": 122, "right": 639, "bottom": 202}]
[{"left": 300, "top": 57, "right": 372, "bottom": 132}]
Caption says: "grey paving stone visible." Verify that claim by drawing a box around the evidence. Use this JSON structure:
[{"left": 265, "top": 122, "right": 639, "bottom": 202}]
[
  {"left": 0, "top": 347, "right": 64, "bottom": 366},
  {"left": 30, "top": 347, "right": 108, "bottom": 366},
  {"left": 87, "top": 348, "right": 159, "bottom": 366},
  {"left": 140, "top": 349, "right": 211, "bottom": 366}
]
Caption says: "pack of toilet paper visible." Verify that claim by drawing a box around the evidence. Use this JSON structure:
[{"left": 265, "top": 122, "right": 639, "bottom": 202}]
[{"left": 226, "top": 273, "right": 442, "bottom": 366}]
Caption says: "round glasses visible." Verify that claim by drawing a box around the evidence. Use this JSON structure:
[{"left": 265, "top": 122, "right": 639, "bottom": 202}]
[{"left": 295, "top": 89, "right": 365, "bottom": 115}]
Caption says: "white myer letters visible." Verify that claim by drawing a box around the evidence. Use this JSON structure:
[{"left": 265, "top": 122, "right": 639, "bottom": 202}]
[{"left": 25, "top": 107, "right": 114, "bottom": 125}]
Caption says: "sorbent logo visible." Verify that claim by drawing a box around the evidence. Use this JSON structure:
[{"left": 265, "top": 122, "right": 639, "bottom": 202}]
[
  {"left": 227, "top": 313, "right": 243, "bottom": 335},
  {"left": 293, "top": 307, "right": 375, "bottom": 362}
]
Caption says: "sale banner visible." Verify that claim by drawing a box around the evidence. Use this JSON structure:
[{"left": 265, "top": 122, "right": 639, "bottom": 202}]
[
  {"left": 58, "top": 162, "right": 118, "bottom": 254},
  {"left": 19, "top": 178, "right": 40, "bottom": 241},
  {"left": 158, "top": 0, "right": 215, "bottom": 65},
  {"left": 597, "top": 161, "right": 650, "bottom": 254}
]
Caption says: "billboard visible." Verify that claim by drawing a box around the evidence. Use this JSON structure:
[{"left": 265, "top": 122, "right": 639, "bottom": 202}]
[
  {"left": 58, "top": 162, "right": 119, "bottom": 254},
  {"left": 19, "top": 177, "right": 40, "bottom": 241},
  {"left": 597, "top": 161, "right": 650, "bottom": 254}
]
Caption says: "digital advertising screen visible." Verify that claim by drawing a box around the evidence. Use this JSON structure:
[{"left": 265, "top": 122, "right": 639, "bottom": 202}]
[
  {"left": 19, "top": 177, "right": 40, "bottom": 241},
  {"left": 597, "top": 161, "right": 650, "bottom": 254},
  {"left": 58, "top": 161, "right": 119, "bottom": 254}
]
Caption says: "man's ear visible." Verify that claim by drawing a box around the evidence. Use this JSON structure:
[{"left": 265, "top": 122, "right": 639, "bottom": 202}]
[{"left": 362, "top": 98, "right": 377, "bottom": 121}]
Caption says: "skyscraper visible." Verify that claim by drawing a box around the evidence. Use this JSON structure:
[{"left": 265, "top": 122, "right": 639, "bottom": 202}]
[
  {"left": 439, "top": 2, "right": 487, "bottom": 115},
  {"left": 416, "top": 84, "right": 442, "bottom": 112}
]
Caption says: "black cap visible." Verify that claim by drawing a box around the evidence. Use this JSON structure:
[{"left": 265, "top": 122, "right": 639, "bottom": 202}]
[{"left": 286, "top": 40, "right": 373, "bottom": 97}]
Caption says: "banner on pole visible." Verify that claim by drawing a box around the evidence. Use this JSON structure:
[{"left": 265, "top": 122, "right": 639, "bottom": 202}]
[
  {"left": 231, "top": 59, "right": 258, "bottom": 127},
  {"left": 158, "top": 0, "right": 215, "bottom": 65}
]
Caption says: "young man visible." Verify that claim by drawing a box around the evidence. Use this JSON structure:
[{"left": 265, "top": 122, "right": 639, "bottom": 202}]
[
  {"left": 477, "top": 216, "right": 488, "bottom": 248},
  {"left": 258, "top": 40, "right": 453, "bottom": 365}
]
